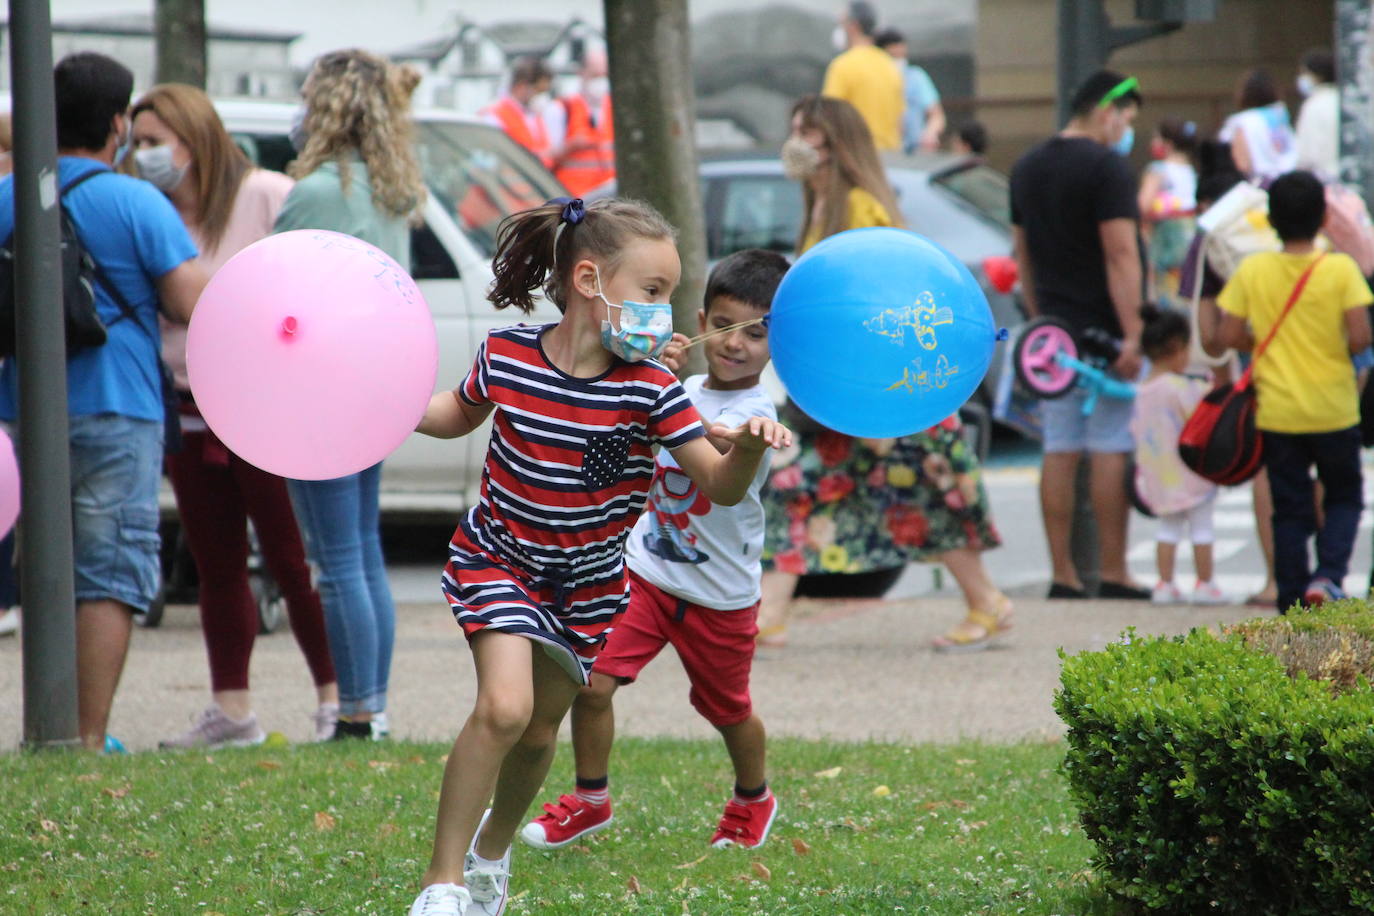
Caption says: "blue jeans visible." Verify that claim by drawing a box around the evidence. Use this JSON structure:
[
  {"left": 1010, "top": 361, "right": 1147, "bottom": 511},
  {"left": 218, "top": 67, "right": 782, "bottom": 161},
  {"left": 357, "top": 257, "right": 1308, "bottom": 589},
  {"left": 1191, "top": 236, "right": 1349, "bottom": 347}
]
[
  {"left": 1264, "top": 427, "right": 1364, "bottom": 612},
  {"left": 288, "top": 464, "right": 394, "bottom": 717}
]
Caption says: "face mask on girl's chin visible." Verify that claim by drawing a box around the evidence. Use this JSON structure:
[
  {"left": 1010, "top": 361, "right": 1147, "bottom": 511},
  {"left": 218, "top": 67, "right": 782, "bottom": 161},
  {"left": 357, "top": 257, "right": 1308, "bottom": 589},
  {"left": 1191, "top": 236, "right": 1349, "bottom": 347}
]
[{"left": 1297, "top": 73, "right": 1317, "bottom": 97}]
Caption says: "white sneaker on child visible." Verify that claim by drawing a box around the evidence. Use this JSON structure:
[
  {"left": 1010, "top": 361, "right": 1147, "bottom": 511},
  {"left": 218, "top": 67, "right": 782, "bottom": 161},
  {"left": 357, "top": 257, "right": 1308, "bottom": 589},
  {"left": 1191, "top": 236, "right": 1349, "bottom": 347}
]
[
  {"left": 465, "top": 808, "right": 511, "bottom": 916},
  {"left": 1191, "top": 581, "right": 1229, "bottom": 605},
  {"left": 1151, "top": 582, "right": 1184, "bottom": 605},
  {"left": 312, "top": 703, "right": 339, "bottom": 742},
  {"left": 408, "top": 883, "right": 471, "bottom": 916}
]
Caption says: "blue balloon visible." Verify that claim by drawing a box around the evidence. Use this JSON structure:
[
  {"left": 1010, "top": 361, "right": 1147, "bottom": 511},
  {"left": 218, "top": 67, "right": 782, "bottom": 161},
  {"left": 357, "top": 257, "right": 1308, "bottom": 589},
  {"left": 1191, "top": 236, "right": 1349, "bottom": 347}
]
[{"left": 769, "top": 227, "right": 996, "bottom": 438}]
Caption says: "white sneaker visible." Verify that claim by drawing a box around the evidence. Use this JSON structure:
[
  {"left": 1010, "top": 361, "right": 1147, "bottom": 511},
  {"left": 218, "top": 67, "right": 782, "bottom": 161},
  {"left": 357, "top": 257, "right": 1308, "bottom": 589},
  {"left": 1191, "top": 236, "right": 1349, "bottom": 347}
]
[
  {"left": 1150, "top": 582, "right": 1184, "bottom": 605},
  {"left": 160, "top": 705, "right": 266, "bottom": 749},
  {"left": 465, "top": 809, "right": 510, "bottom": 916},
  {"left": 312, "top": 703, "right": 339, "bottom": 742},
  {"left": 408, "top": 883, "right": 471, "bottom": 916},
  {"left": 0, "top": 607, "right": 18, "bottom": 636},
  {"left": 371, "top": 711, "right": 390, "bottom": 741},
  {"left": 1191, "top": 581, "right": 1229, "bottom": 606}
]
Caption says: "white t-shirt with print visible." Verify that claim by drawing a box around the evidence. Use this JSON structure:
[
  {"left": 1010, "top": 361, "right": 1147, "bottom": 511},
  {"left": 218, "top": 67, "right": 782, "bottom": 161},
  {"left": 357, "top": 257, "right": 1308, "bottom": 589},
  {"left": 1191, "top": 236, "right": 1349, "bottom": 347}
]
[{"left": 624, "top": 375, "right": 775, "bottom": 610}]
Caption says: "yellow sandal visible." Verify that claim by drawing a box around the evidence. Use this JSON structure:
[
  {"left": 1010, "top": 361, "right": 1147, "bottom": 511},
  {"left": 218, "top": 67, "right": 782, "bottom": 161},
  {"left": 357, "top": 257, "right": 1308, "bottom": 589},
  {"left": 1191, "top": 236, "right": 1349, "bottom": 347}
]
[{"left": 932, "top": 597, "right": 1014, "bottom": 654}]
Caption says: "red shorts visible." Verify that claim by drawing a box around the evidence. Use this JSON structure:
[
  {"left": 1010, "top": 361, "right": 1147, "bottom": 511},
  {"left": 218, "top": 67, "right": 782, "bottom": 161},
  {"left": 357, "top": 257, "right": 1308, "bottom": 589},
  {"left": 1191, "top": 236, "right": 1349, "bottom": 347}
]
[{"left": 592, "top": 571, "right": 759, "bottom": 726}]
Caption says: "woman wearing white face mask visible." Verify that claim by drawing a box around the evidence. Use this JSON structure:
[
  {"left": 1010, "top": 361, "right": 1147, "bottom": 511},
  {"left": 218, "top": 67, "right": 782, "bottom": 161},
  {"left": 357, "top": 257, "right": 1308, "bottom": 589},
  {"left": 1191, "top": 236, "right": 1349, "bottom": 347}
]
[{"left": 130, "top": 83, "right": 341, "bottom": 749}]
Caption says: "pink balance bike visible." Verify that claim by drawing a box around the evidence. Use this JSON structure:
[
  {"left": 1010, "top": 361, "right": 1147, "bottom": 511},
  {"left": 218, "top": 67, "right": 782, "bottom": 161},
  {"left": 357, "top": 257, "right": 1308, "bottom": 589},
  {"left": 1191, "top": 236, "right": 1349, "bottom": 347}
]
[{"left": 1013, "top": 316, "right": 1153, "bottom": 516}]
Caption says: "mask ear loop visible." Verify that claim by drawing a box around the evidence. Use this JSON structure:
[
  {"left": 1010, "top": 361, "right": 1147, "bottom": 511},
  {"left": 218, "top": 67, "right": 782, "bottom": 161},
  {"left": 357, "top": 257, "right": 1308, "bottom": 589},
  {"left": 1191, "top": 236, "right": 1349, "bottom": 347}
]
[{"left": 683, "top": 316, "right": 767, "bottom": 348}]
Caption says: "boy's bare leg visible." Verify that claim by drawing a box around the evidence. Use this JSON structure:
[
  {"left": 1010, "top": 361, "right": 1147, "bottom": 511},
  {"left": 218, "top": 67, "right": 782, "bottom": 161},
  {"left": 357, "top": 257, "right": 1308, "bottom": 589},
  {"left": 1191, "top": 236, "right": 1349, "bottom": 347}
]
[
  {"left": 569, "top": 672, "right": 619, "bottom": 781},
  {"left": 1193, "top": 542, "right": 1215, "bottom": 584},
  {"left": 717, "top": 713, "right": 767, "bottom": 790},
  {"left": 1156, "top": 541, "right": 1177, "bottom": 585}
]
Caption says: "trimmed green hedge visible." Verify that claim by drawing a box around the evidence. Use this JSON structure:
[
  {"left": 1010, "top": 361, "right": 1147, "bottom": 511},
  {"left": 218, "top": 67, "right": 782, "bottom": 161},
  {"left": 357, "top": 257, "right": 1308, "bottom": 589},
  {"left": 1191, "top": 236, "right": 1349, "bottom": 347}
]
[{"left": 1056, "top": 610, "right": 1374, "bottom": 914}]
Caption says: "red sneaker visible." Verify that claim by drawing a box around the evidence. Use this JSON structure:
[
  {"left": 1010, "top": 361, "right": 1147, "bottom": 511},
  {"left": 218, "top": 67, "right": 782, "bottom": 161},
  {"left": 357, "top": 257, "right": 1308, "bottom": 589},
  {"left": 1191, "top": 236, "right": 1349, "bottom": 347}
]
[
  {"left": 519, "top": 793, "right": 613, "bottom": 850},
  {"left": 709, "top": 794, "right": 778, "bottom": 849}
]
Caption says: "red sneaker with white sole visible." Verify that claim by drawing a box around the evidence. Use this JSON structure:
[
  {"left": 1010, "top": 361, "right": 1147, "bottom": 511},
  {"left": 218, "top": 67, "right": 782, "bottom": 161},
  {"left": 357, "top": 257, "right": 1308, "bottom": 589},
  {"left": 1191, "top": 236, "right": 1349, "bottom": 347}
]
[
  {"left": 519, "top": 793, "right": 613, "bottom": 850},
  {"left": 709, "top": 794, "right": 778, "bottom": 849}
]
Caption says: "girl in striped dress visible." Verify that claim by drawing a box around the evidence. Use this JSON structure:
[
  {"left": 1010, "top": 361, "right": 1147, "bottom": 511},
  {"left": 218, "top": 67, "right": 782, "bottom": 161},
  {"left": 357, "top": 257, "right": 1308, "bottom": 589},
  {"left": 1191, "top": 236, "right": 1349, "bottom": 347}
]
[{"left": 407, "top": 197, "right": 791, "bottom": 916}]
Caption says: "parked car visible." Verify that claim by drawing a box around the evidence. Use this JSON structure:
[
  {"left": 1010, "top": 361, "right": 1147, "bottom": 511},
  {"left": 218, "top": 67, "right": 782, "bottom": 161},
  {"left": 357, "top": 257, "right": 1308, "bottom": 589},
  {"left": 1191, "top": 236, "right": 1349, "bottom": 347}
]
[
  {"left": 586, "top": 152, "right": 1029, "bottom": 457},
  {"left": 212, "top": 101, "right": 567, "bottom": 520}
]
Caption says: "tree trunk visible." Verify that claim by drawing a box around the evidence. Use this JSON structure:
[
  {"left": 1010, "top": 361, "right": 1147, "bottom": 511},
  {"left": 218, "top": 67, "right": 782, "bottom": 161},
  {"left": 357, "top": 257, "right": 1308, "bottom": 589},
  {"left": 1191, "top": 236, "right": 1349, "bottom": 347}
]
[
  {"left": 154, "top": 0, "right": 207, "bottom": 89},
  {"left": 603, "top": 0, "right": 708, "bottom": 375},
  {"left": 1337, "top": 0, "right": 1374, "bottom": 208}
]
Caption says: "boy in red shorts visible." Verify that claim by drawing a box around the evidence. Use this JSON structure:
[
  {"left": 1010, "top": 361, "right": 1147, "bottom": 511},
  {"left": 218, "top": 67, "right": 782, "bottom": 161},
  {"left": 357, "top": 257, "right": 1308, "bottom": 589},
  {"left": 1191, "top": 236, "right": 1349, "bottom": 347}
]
[{"left": 521, "top": 248, "right": 788, "bottom": 851}]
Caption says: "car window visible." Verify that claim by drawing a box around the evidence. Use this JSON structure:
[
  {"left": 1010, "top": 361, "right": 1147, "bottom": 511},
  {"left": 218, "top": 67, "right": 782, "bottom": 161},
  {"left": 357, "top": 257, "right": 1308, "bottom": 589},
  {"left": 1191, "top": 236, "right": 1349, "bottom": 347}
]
[
  {"left": 931, "top": 163, "right": 1011, "bottom": 230},
  {"left": 415, "top": 121, "right": 563, "bottom": 258},
  {"left": 712, "top": 175, "right": 802, "bottom": 260}
]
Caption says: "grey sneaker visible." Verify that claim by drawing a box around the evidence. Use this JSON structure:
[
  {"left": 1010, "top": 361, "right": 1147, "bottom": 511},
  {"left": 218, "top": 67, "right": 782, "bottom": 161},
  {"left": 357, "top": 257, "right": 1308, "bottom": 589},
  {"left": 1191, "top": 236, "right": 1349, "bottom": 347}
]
[
  {"left": 312, "top": 703, "right": 339, "bottom": 742},
  {"left": 160, "top": 706, "right": 266, "bottom": 749},
  {"left": 409, "top": 883, "right": 471, "bottom": 916},
  {"left": 465, "top": 809, "right": 511, "bottom": 916}
]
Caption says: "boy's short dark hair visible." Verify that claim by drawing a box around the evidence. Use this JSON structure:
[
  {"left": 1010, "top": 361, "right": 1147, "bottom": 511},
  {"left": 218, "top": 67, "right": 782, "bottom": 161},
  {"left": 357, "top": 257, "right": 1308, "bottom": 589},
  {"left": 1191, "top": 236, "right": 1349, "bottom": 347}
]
[
  {"left": 873, "top": 27, "right": 904, "bottom": 50},
  {"left": 957, "top": 120, "right": 988, "bottom": 155},
  {"left": 1302, "top": 47, "right": 1335, "bottom": 84},
  {"left": 1267, "top": 170, "right": 1326, "bottom": 243},
  {"left": 704, "top": 249, "right": 790, "bottom": 314},
  {"left": 54, "top": 52, "right": 133, "bottom": 152},
  {"left": 1070, "top": 69, "right": 1141, "bottom": 117}
]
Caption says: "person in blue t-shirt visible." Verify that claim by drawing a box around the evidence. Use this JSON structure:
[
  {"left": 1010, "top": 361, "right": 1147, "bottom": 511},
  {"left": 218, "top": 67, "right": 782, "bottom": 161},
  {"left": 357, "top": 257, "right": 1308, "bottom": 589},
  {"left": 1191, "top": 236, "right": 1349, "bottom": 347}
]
[
  {"left": 0, "top": 52, "right": 205, "bottom": 750},
  {"left": 874, "top": 28, "right": 945, "bottom": 154}
]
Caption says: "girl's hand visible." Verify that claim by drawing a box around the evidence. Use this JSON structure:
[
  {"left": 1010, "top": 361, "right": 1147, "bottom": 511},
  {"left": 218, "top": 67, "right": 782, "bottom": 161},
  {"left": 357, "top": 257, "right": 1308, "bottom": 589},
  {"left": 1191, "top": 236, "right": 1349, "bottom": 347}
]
[
  {"left": 710, "top": 417, "right": 792, "bottom": 452},
  {"left": 659, "top": 332, "right": 692, "bottom": 373}
]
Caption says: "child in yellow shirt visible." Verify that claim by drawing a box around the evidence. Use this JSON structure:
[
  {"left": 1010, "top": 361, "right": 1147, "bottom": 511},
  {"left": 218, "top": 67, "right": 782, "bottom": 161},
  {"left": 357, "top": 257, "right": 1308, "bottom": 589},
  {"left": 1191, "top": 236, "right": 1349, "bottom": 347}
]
[{"left": 1217, "top": 170, "right": 1373, "bottom": 611}]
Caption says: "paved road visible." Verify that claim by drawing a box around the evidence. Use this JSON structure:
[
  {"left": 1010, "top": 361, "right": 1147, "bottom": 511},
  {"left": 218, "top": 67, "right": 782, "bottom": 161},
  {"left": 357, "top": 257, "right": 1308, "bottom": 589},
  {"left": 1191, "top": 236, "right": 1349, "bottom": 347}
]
[{"left": 2, "top": 460, "right": 1292, "bottom": 752}]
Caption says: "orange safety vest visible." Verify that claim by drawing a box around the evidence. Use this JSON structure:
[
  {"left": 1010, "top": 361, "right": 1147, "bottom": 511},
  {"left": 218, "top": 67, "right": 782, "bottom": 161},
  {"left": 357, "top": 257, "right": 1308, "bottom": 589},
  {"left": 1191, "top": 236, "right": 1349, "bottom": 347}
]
[
  {"left": 483, "top": 96, "right": 552, "bottom": 168},
  {"left": 555, "top": 93, "right": 615, "bottom": 196}
]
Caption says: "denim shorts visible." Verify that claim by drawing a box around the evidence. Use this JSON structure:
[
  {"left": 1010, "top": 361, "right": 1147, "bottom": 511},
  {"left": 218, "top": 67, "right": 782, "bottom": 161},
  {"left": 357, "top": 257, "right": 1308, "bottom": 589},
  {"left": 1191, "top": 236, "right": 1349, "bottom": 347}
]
[
  {"left": 1040, "top": 388, "right": 1136, "bottom": 454},
  {"left": 11, "top": 414, "right": 164, "bottom": 613}
]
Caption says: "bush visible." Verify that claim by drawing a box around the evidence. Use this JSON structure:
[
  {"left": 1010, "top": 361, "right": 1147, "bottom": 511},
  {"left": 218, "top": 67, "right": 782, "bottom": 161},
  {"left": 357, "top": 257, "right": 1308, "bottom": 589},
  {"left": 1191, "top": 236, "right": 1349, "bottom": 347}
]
[{"left": 1055, "top": 610, "right": 1374, "bottom": 915}]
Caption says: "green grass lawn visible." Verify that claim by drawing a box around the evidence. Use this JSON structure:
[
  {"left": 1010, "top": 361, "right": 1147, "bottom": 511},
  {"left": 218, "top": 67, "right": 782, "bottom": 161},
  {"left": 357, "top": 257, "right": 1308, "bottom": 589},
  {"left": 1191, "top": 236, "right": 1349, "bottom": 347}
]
[{"left": 1, "top": 737, "right": 1112, "bottom": 915}]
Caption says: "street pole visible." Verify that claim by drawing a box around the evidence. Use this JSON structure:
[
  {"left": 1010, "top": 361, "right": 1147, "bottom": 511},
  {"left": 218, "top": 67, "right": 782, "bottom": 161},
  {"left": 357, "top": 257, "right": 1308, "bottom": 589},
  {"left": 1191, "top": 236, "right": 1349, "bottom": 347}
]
[
  {"left": 603, "top": 0, "right": 709, "bottom": 376},
  {"left": 9, "top": 0, "right": 81, "bottom": 748}
]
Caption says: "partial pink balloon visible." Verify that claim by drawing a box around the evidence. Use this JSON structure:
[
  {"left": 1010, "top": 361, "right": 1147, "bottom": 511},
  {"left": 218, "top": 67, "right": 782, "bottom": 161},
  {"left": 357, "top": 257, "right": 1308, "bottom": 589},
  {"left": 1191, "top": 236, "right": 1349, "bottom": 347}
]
[
  {"left": 0, "top": 427, "right": 17, "bottom": 537},
  {"left": 186, "top": 230, "right": 438, "bottom": 481}
]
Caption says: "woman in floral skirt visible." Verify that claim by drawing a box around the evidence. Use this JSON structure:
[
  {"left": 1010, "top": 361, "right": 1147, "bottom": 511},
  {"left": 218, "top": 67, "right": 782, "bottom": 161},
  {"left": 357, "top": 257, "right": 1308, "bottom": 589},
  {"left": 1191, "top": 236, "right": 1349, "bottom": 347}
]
[{"left": 760, "top": 95, "right": 1011, "bottom": 652}]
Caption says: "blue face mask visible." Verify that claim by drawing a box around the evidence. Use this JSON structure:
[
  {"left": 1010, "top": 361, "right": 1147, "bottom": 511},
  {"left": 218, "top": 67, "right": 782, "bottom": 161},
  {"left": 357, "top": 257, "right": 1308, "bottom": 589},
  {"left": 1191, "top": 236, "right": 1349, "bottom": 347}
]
[
  {"left": 1113, "top": 125, "right": 1135, "bottom": 158},
  {"left": 593, "top": 265, "right": 674, "bottom": 362}
]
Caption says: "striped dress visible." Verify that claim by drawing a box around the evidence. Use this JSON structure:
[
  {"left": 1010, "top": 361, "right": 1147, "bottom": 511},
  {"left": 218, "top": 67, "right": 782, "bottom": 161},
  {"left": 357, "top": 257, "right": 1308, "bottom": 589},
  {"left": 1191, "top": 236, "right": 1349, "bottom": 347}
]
[{"left": 443, "top": 324, "right": 705, "bottom": 682}]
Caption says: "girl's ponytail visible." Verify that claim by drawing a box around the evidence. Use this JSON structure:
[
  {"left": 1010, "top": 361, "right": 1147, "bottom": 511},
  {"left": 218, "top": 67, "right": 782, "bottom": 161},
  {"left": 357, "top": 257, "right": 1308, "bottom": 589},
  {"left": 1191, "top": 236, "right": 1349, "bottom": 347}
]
[
  {"left": 489, "top": 202, "right": 565, "bottom": 314},
  {"left": 488, "top": 196, "right": 676, "bottom": 314}
]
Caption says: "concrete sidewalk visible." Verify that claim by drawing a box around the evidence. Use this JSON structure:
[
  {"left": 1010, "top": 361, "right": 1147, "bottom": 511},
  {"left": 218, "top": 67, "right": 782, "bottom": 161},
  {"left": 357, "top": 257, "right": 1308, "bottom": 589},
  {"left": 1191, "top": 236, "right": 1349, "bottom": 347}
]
[{"left": 0, "top": 589, "right": 1268, "bottom": 753}]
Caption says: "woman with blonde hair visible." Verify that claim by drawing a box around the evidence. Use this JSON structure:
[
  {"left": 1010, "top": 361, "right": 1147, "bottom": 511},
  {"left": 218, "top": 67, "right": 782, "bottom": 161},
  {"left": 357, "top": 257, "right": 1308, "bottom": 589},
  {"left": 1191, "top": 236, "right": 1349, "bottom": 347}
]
[
  {"left": 760, "top": 94, "right": 1011, "bottom": 653},
  {"left": 130, "top": 83, "right": 340, "bottom": 748},
  {"left": 272, "top": 48, "right": 426, "bottom": 740}
]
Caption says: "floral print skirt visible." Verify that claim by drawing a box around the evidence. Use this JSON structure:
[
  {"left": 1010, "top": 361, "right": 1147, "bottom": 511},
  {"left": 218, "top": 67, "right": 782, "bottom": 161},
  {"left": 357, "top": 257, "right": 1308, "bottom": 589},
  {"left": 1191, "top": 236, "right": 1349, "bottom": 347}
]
[{"left": 760, "top": 416, "right": 1002, "bottom": 576}]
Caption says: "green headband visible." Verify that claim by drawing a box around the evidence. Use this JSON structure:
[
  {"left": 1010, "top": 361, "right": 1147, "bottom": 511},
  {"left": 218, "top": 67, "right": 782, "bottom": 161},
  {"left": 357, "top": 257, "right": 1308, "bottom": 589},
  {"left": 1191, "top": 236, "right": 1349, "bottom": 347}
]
[{"left": 1098, "top": 76, "right": 1140, "bottom": 109}]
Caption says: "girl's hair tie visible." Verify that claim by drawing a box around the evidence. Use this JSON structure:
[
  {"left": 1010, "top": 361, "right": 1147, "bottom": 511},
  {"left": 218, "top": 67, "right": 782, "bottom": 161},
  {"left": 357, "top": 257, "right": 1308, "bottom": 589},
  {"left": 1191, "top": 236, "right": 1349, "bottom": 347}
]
[{"left": 551, "top": 197, "right": 585, "bottom": 225}]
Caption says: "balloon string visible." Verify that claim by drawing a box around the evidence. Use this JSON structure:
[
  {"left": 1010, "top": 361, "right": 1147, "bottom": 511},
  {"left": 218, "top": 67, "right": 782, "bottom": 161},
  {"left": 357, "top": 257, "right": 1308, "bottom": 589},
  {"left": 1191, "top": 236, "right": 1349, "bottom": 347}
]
[{"left": 683, "top": 317, "right": 765, "bottom": 349}]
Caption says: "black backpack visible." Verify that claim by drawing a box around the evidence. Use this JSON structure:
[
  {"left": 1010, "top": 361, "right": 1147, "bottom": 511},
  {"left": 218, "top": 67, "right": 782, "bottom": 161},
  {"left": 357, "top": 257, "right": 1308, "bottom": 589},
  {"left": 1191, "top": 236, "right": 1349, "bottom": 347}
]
[{"left": 0, "top": 168, "right": 114, "bottom": 356}]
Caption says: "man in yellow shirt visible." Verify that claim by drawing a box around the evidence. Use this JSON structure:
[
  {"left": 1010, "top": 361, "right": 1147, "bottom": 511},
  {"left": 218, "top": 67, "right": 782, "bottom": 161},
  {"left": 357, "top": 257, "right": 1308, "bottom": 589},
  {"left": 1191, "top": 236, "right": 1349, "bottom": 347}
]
[
  {"left": 1217, "top": 170, "right": 1374, "bottom": 612},
  {"left": 821, "top": 2, "right": 904, "bottom": 151}
]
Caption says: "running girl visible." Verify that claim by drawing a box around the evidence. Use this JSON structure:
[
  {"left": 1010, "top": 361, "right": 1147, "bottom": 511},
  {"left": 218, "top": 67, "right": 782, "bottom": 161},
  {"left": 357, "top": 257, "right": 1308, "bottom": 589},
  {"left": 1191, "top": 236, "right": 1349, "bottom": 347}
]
[{"left": 407, "top": 197, "right": 791, "bottom": 916}]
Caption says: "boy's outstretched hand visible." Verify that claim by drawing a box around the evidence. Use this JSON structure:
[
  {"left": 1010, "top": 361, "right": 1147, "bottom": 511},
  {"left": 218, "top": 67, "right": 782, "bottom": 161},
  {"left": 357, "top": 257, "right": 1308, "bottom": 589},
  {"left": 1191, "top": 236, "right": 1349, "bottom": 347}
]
[
  {"left": 710, "top": 417, "right": 792, "bottom": 452},
  {"left": 658, "top": 332, "right": 692, "bottom": 373}
]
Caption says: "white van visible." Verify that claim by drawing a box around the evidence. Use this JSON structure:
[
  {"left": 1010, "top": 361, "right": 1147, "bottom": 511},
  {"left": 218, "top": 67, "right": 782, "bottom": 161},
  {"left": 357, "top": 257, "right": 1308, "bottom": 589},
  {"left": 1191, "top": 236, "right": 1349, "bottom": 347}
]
[{"left": 214, "top": 100, "right": 566, "bottom": 520}]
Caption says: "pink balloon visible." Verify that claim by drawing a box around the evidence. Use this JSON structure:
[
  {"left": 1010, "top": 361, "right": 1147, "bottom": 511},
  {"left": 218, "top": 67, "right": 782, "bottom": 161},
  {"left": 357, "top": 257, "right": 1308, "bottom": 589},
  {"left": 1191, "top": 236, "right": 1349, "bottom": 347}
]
[
  {"left": 186, "top": 230, "right": 438, "bottom": 481},
  {"left": 0, "top": 427, "right": 17, "bottom": 537}
]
